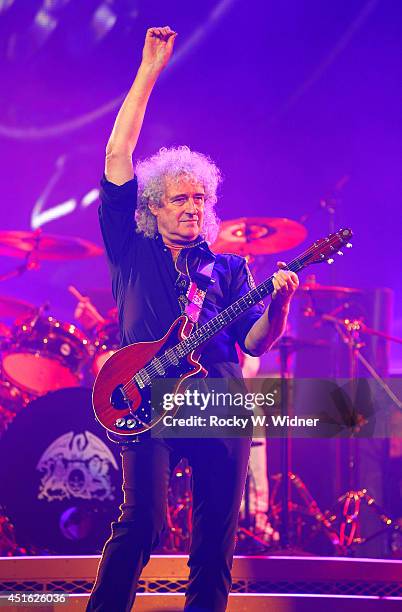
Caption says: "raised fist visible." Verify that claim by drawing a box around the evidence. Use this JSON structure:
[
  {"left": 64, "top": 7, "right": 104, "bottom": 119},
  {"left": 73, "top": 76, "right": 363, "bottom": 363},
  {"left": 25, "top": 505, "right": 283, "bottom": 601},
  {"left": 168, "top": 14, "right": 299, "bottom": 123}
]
[{"left": 142, "top": 26, "right": 177, "bottom": 72}]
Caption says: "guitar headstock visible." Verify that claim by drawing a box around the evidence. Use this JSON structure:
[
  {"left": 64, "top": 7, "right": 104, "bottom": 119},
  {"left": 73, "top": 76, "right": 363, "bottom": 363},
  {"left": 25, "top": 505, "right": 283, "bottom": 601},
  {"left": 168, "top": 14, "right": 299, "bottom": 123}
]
[{"left": 299, "top": 228, "right": 353, "bottom": 269}]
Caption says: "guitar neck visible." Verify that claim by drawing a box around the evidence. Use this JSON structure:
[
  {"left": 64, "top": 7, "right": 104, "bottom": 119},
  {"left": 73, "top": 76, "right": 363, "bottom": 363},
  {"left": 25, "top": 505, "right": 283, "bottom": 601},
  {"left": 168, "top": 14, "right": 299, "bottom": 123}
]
[{"left": 175, "top": 257, "right": 304, "bottom": 357}]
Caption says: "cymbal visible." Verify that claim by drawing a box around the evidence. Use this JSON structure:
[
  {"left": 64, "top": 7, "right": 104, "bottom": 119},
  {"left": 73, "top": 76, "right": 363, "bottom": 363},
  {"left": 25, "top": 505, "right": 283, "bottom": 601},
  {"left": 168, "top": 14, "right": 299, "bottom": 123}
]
[
  {"left": 0, "top": 295, "right": 35, "bottom": 319},
  {"left": 211, "top": 217, "right": 307, "bottom": 256},
  {"left": 298, "top": 282, "right": 362, "bottom": 299},
  {"left": 271, "top": 335, "right": 329, "bottom": 352},
  {"left": 0, "top": 231, "right": 103, "bottom": 261}
]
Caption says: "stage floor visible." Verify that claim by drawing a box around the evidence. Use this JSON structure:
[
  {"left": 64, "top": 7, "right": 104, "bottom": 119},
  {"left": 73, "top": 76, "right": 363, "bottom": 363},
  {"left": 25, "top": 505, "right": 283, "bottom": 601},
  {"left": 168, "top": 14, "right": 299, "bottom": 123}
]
[{"left": 1, "top": 554, "right": 402, "bottom": 610}]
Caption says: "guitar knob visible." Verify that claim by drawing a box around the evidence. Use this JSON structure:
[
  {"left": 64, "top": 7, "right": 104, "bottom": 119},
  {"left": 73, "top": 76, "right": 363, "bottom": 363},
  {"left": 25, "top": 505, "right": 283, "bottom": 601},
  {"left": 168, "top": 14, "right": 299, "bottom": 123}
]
[
  {"left": 126, "top": 419, "right": 137, "bottom": 429},
  {"left": 115, "top": 418, "right": 126, "bottom": 428}
]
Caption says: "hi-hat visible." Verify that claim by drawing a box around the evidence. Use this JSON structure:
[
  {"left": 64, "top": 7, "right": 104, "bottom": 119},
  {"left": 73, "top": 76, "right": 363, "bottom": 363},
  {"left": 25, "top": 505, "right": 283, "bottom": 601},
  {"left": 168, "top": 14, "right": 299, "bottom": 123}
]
[
  {"left": 0, "top": 231, "right": 103, "bottom": 261},
  {"left": 211, "top": 217, "right": 307, "bottom": 256}
]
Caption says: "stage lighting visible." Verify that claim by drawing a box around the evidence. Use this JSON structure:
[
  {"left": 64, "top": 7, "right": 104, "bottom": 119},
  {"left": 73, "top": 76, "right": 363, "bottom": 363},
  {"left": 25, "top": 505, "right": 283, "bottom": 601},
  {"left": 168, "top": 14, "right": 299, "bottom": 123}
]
[
  {"left": 81, "top": 189, "right": 100, "bottom": 208},
  {"left": 0, "top": 0, "right": 15, "bottom": 14},
  {"left": 91, "top": 3, "right": 117, "bottom": 42},
  {"left": 31, "top": 9, "right": 58, "bottom": 48}
]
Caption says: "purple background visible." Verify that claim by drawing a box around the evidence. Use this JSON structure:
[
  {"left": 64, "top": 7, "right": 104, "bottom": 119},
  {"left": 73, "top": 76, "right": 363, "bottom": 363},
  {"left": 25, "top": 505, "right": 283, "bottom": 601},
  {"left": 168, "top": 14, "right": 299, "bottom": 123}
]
[
  {"left": 0, "top": 0, "right": 401, "bottom": 558},
  {"left": 0, "top": 1, "right": 400, "bottom": 370}
]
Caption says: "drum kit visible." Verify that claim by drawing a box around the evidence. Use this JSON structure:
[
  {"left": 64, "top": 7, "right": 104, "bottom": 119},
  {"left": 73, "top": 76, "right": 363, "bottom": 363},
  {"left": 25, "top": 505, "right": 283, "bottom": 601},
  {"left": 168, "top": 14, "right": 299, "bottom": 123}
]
[
  {"left": 0, "top": 221, "right": 396, "bottom": 556},
  {"left": 0, "top": 231, "right": 122, "bottom": 555},
  {"left": 0, "top": 232, "right": 117, "bottom": 432}
]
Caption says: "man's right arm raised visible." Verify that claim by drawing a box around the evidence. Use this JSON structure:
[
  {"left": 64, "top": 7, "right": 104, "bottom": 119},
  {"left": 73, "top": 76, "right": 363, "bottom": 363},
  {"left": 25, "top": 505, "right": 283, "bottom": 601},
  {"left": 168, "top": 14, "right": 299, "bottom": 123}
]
[{"left": 105, "top": 26, "right": 177, "bottom": 185}]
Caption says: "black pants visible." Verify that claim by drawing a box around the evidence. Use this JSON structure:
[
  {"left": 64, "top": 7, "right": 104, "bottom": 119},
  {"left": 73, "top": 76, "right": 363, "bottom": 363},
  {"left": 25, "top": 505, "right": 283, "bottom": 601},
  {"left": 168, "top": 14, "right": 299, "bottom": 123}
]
[{"left": 86, "top": 436, "right": 251, "bottom": 612}]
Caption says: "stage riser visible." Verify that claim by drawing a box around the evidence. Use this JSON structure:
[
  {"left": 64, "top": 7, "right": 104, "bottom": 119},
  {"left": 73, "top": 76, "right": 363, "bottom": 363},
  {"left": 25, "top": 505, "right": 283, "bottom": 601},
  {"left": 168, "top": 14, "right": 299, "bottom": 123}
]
[{"left": 1, "top": 555, "right": 402, "bottom": 601}]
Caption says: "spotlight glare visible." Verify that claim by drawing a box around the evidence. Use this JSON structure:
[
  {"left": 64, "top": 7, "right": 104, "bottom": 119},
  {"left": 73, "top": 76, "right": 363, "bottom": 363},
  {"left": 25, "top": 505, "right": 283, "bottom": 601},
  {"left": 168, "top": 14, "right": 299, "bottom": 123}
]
[
  {"left": 0, "top": 0, "right": 15, "bottom": 13},
  {"left": 91, "top": 3, "right": 117, "bottom": 41},
  {"left": 81, "top": 188, "right": 100, "bottom": 208},
  {"left": 31, "top": 198, "right": 77, "bottom": 229},
  {"left": 34, "top": 9, "right": 58, "bottom": 33}
]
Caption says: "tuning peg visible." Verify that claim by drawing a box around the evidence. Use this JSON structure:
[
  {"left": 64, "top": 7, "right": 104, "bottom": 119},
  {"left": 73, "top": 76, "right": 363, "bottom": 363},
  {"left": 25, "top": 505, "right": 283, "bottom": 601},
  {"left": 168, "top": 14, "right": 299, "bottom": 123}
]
[
  {"left": 337, "top": 251, "right": 344, "bottom": 256},
  {"left": 346, "top": 242, "right": 352, "bottom": 248},
  {"left": 327, "top": 258, "right": 334, "bottom": 264}
]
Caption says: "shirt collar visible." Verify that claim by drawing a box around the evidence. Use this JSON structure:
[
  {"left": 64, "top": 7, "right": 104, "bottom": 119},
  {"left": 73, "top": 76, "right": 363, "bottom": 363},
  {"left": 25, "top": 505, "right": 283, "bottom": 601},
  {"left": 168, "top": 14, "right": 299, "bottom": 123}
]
[{"left": 154, "top": 232, "right": 216, "bottom": 259}]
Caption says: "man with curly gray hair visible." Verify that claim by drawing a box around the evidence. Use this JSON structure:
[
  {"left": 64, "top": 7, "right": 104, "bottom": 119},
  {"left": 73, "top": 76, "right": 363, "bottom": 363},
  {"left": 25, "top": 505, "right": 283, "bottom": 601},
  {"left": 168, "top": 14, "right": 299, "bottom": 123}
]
[
  {"left": 88, "top": 26, "right": 298, "bottom": 612},
  {"left": 135, "top": 145, "right": 221, "bottom": 244}
]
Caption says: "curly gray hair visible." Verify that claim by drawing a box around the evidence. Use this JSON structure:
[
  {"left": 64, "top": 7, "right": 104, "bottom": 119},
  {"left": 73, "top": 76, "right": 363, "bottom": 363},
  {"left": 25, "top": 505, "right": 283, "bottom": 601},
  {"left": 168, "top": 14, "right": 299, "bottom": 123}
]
[{"left": 135, "top": 146, "right": 222, "bottom": 244}]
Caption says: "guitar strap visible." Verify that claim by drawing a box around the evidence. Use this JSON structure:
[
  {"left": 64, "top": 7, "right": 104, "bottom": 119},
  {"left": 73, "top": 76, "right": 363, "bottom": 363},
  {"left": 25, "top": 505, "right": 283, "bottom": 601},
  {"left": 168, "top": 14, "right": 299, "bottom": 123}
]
[
  {"left": 176, "top": 249, "right": 215, "bottom": 324},
  {"left": 184, "top": 256, "right": 215, "bottom": 324}
]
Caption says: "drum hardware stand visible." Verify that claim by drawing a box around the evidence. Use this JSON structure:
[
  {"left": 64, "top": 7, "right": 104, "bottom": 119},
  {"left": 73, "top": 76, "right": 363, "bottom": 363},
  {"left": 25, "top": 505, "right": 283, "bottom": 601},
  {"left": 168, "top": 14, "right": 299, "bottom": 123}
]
[
  {"left": 325, "top": 488, "right": 397, "bottom": 555},
  {"left": 269, "top": 471, "right": 341, "bottom": 552},
  {"left": 0, "top": 249, "right": 40, "bottom": 283},
  {"left": 319, "top": 313, "right": 402, "bottom": 553},
  {"left": 30, "top": 301, "right": 51, "bottom": 327},
  {"left": 236, "top": 524, "right": 274, "bottom": 553}
]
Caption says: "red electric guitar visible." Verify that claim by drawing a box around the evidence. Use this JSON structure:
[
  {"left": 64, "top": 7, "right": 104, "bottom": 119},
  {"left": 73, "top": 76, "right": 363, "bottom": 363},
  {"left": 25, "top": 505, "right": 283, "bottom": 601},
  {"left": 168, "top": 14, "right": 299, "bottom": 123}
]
[{"left": 92, "top": 228, "right": 353, "bottom": 436}]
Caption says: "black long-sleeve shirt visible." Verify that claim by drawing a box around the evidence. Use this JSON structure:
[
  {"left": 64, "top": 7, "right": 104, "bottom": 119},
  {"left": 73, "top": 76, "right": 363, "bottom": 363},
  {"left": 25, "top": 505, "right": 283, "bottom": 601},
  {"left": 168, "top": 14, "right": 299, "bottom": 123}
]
[{"left": 99, "top": 175, "right": 264, "bottom": 379}]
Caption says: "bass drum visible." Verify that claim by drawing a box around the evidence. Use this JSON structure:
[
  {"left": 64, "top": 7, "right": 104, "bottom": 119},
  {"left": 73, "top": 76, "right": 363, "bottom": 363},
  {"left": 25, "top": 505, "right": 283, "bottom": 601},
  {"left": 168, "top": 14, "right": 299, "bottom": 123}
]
[{"left": 0, "top": 387, "right": 122, "bottom": 554}]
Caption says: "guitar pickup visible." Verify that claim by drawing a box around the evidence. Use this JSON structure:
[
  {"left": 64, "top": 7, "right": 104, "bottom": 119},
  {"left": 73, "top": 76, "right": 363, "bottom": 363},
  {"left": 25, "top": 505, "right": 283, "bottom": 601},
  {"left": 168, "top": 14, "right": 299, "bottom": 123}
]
[{"left": 151, "top": 357, "right": 165, "bottom": 376}]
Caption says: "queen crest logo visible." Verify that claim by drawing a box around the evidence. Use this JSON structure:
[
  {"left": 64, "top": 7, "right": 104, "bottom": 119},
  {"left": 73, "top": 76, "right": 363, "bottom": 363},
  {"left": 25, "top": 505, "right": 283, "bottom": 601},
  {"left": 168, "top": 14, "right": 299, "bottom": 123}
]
[{"left": 36, "top": 431, "right": 119, "bottom": 502}]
